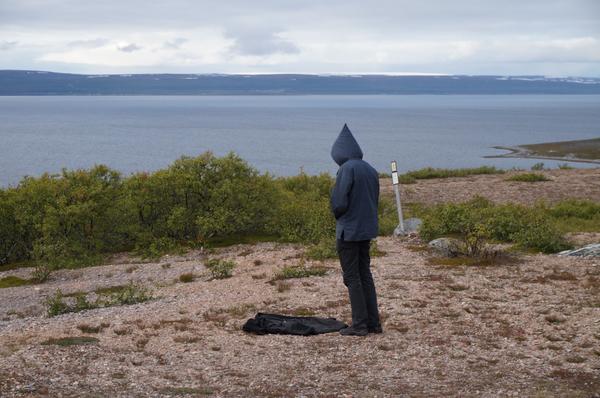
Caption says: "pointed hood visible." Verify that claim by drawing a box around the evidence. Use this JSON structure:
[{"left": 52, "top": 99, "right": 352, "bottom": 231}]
[{"left": 331, "top": 123, "right": 364, "bottom": 166}]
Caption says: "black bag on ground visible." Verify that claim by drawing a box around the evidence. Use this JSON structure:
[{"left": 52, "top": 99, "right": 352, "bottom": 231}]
[{"left": 242, "top": 312, "right": 348, "bottom": 336}]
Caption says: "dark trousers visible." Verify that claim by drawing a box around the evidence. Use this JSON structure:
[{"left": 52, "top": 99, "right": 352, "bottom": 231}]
[{"left": 336, "top": 238, "right": 381, "bottom": 330}]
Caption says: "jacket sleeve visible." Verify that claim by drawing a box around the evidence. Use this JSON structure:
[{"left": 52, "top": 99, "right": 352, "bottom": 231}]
[{"left": 330, "top": 165, "right": 354, "bottom": 219}]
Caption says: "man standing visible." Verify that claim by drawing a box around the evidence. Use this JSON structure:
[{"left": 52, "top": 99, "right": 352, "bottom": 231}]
[{"left": 330, "top": 123, "right": 382, "bottom": 336}]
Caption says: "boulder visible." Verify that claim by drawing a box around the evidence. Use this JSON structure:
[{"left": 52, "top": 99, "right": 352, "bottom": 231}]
[
  {"left": 428, "top": 238, "right": 463, "bottom": 257},
  {"left": 558, "top": 243, "right": 600, "bottom": 257}
]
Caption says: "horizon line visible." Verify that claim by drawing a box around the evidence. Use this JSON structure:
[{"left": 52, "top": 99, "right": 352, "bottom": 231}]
[{"left": 2, "top": 69, "right": 600, "bottom": 79}]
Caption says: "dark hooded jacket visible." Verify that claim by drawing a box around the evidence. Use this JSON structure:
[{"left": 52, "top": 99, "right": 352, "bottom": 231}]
[{"left": 330, "top": 124, "right": 379, "bottom": 241}]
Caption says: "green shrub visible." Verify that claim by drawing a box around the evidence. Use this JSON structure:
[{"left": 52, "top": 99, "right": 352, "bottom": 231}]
[
  {"left": 511, "top": 213, "right": 571, "bottom": 253},
  {"left": 378, "top": 197, "right": 399, "bottom": 236},
  {"left": 531, "top": 162, "right": 545, "bottom": 171},
  {"left": 305, "top": 238, "right": 337, "bottom": 261},
  {"left": 419, "top": 197, "right": 572, "bottom": 254},
  {"left": 270, "top": 173, "right": 335, "bottom": 244},
  {"left": 104, "top": 282, "right": 153, "bottom": 306},
  {"left": 30, "top": 264, "right": 52, "bottom": 283},
  {"left": 369, "top": 240, "right": 387, "bottom": 257},
  {"left": 548, "top": 199, "right": 600, "bottom": 219},
  {"left": 506, "top": 173, "right": 550, "bottom": 182},
  {"left": 45, "top": 289, "right": 71, "bottom": 317},
  {"left": 558, "top": 163, "right": 573, "bottom": 170},
  {"left": 205, "top": 258, "right": 236, "bottom": 279}
]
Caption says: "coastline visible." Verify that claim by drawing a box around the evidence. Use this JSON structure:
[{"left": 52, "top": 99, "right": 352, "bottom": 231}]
[{"left": 485, "top": 145, "right": 600, "bottom": 164}]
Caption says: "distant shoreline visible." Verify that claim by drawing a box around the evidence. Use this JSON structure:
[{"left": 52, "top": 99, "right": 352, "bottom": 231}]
[
  {"left": 2, "top": 71, "right": 600, "bottom": 95},
  {"left": 485, "top": 138, "right": 600, "bottom": 165}
]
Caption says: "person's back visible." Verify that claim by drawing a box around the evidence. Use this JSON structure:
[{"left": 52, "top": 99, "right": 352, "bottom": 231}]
[
  {"left": 332, "top": 158, "right": 379, "bottom": 241},
  {"left": 330, "top": 123, "right": 382, "bottom": 336}
]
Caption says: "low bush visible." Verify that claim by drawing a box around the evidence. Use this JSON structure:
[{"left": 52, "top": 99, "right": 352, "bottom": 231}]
[
  {"left": 205, "top": 258, "right": 236, "bottom": 279},
  {"left": 506, "top": 173, "right": 550, "bottom": 182},
  {"left": 419, "top": 197, "right": 571, "bottom": 254},
  {"left": 305, "top": 238, "right": 337, "bottom": 261},
  {"left": 531, "top": 162, "right": 545, "bottom": 171}
]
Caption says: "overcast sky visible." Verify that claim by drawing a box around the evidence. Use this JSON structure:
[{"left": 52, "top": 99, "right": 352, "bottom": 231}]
[{"left": 1, "top": 0, "right": 599, "bottom": 76}]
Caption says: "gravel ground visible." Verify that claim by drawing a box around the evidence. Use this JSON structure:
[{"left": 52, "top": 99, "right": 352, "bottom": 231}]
[
  {"left": 381, "top": 168, "right": 600, "bottom": 205},
  {"left": 1, "top": 169, "right": 599, "bottom": 397}
]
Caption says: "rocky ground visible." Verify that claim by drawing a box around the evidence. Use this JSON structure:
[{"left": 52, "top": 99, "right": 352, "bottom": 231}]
[
  {"left": 1, "top": 168, "right": 599, "bottom": 398},
  {"left": 382, "top": 168, "right": 600, "bottom": 206}
]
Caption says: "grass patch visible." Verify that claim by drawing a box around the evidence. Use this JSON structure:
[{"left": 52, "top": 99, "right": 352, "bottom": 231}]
[
  {"left": 173, "top": 335, "right": 201, "bottom": 344},
  {"left": 94, "top": 284, "right": 130, "bottom": 295},
  {"left": 406, "top": 244, "right": 430, "bottom": 252},
  {"left": 521, "top": 137, "right": 600, "bottom": 160},
  {"left": 276, "top": 280, "right": 291, "bottom": 293},
  {"left": 178, "top": 273, "right": 196, "bottom": 283},
  {"left": 207, "top": 234, "right": 278, "bottom": 248},
  {"left": 291, "top": 307, "right": 316, "bottom": 316},
  {"left": 76, "top": 322, "right": 110, "bottom": 333},
  {"left": 205, "top": 258, "right": 236, "bottom": 279},
  {"left": 41, "top": 336, "right": 99, "bottom": 346},
  {"left": 273, "top": 263, "right": 328, "bottom": 280},
  {"left": 0, "top": 275, "right": 32, "bottom": 288},
  {"left": 157, "top": 386, "right": 213, "bottom": 396},
  {"left": 506, "top": 173, "right": 551, "bottom": 182},
  {"left": 45, "top": 282, "right": 153, "bottom": 317},
  {"left": 400, "top": 166, "right": 505, "bottom": 184}
]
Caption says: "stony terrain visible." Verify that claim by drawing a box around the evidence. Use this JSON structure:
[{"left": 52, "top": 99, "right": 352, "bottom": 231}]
[
  {"left": 382, "top": 168, "right": 600, "bottom": 206},
  {"left": 1, "top": 168, "right": 599, "bottom": 398}
]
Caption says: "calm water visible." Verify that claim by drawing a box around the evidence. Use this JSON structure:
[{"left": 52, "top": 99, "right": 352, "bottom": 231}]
[{"left": 1, "top": 95, "right": 599, "bottom": 187}]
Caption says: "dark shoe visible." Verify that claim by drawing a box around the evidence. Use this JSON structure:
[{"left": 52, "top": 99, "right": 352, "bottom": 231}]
[
  {"left": 339, "top": 326, "right": 368, "bottom": 336},
  {"left": 368, "top": 326, "right": 383, "bottom": 334}
]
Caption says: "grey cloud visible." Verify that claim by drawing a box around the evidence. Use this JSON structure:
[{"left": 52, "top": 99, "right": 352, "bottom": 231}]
[
  {"left": 226, "top": 28, "right": 299, "bottom": 56},
  {"left": 117, "top": 43, "right": 142, "bottom": 52},
  {"left": 0, "top": 0, "right": 599, "bottom": 75},
  {"left": 0, "top": 41, "right": 17, "bottom": 50},
  {"left": 163, "top": 38, "right": 187, "bottom": 50},
  {"left": 67, "top": 38, "right": 109, "bottom": 48}
]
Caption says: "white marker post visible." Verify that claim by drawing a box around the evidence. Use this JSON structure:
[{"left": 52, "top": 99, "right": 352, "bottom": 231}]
[{"left": 391, "top": 160, "right": 405, "bottom": 236}]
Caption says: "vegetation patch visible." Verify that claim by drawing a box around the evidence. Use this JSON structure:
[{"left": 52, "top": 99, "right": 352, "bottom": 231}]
[
  {"left": 427, "top": 251, "right": 517, "bottom": 267},
  {"left": 291, "top": 307, "right": 316, "bottom": 316},
  {"left": 76, "top": 322, "right": 110, "bottom": 333},
  {"left": 276, "top": 281, "right": 291, "bottom": 293},
  {"left": 401, "top": 166, "right": 505, "bottom": 183},
  {"left": 40, "top": 336, "right": 99, "bottom": 346},
  {"left": 506, "top": 173, "right": 551, "bottom": 182},
  {"left": 45, "top": 282, "right": 153, "bottom": 317},
  {"left": 157, "top": 386, "right": 213, "bottom": 396},
  {"left": 272, "top": 262, "right": 329, "bottom": 280},
  {"left": 178, "top": 272, "right": 196, "bottom": 283},
  {"left": 305, "top": 238, "right": 337, "bottom": 261},
  {"left": 419, "top": 196, "right": 573, "bottom": 254},
  {"left": 205, "top": 258, "right": 236, "bottom": 279},
  {"left": 0, "top": 275, "right": 32, "bottom": 289}
]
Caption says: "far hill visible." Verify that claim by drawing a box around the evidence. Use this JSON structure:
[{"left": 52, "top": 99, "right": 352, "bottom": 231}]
[{"left": 1, "top": 70, "right": 600, "bottom": 95}]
